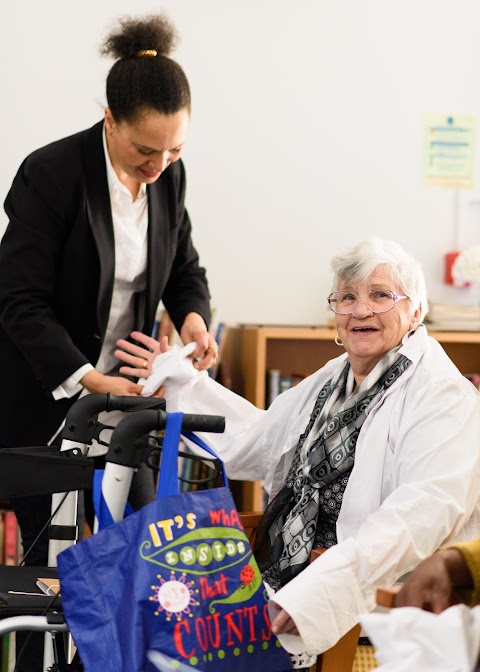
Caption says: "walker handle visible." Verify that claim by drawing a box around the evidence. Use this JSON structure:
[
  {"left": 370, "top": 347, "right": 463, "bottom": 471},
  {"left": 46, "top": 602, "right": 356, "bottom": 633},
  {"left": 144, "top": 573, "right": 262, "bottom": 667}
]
[
  {"left": 105, "top": 410, "right": 225, "bottom": 467},
  {"left": 61, "top": 394, "right": 166, "bottom": 444},
  {"left": 106, "top": 395, "right": 166, "bottom": 413}
]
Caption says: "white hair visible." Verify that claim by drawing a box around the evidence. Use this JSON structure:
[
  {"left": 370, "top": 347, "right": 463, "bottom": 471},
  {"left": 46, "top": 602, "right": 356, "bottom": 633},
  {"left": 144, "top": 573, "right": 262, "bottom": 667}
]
[{"left": 330, "top": 237, "right": 429, "bottom": 322}]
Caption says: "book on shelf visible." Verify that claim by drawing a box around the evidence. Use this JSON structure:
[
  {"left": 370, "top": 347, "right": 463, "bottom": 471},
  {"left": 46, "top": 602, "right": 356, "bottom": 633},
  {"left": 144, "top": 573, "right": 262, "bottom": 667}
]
[
  {"left": 3, "top": 510, "right": 18, "bottom": 567},
  {"left": 0, "top": 509, "right": 19, "bottom": 672},
  {"left": 179, "top": 443, "right": 195, "bottom": 493},
  {"left": 426, "top": 302, "right": 480, "bottom": 331},
  {"left": 179, "top": 449, "right": 219, "bottom": 493},
  {"left": 463, "top": 373, "right": 480, "bottom": 391},
  {"left": 208, "top": 310, "right": 229, "bottom": 381},
  {"left": 189, "top": 458, "right": 204, "bottom": 492},
  {"left": 267, "top": 370, "right": 306, "bottom": 406},
  {"left": 1, "top": 632, "right": 14, "bottom": 672},
  {"left": 268, "top": 369, "right": 281, "bottom": 406},
  {"left": 0, "top": 508, "right": 24, "bottom": 569},
  {"left": 0, "top": 512, "right": 4, "bottom": 568},
  {"left": 36, "top": 577, "right": 61, "bottom": 596}
]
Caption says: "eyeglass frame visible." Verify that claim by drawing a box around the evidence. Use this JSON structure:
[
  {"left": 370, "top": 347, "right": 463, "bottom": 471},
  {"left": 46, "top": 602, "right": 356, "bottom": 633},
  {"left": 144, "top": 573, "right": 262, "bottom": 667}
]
[{"left": 327, "top": 288, "right": 409, "bottom": 315}]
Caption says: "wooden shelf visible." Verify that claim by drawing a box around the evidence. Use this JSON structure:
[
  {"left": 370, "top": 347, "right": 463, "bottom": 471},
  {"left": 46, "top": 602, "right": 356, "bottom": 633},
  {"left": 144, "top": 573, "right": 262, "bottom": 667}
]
[
  {"left": 227, "top": 325, "right": 480, "bottom": 511},
  {"left": 428, "top": 331, "right": 480, "bottom": 343},
  {"left": 240, "top": 326, "right": 339, "bottom": 408},
  {"left": 428, "top": 330, "right": 480, "bottom": 373}
]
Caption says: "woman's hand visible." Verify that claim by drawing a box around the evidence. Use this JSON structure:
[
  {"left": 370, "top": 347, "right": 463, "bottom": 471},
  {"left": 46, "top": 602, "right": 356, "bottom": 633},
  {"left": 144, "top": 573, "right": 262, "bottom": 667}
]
[
  {"left": 115, "top": 332, "right": 168, "bottom": 377},
  {"left": 180, "top": 312, "right": 218, "bottom": 371},
  {"left": 80, "top": 370, "right": 143, "bottom": 396},
  {"left": 270, "top": 601, "right": 299, "bottom": 636},
  {"left": 115, "top": 310, "right": 219, "bottom": 377}
]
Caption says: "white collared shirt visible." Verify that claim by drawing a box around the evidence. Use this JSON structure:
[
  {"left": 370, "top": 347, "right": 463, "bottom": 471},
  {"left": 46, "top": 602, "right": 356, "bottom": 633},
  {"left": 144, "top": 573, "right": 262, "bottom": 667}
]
[{"left": 52, "top": 126, "right": 148, "bottom": 398}]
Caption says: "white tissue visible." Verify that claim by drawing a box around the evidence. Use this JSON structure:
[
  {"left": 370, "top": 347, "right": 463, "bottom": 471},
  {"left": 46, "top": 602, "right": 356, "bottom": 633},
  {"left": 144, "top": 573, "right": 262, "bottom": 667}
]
[
  {"left": 137, "top": 338, "right": 264, "bottom": 462},
  {"left": 361, "top": 604, "right": 480, "bottom": 671},
  {"left": 139, "top": 342, "right": 198, "bottom": 396}
]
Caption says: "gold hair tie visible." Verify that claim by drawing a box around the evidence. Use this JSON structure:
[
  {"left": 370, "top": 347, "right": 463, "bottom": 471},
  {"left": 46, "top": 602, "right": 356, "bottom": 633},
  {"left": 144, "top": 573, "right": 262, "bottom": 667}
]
[{"left": 137, "top": 49, "right": 157, "bottom": 58}]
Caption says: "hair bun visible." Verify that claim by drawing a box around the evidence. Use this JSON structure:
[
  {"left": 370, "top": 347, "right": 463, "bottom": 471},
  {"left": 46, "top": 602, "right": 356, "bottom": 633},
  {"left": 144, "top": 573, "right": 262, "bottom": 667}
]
[{"left": 101, "top": 13, "right": 178, "bottom": 60}]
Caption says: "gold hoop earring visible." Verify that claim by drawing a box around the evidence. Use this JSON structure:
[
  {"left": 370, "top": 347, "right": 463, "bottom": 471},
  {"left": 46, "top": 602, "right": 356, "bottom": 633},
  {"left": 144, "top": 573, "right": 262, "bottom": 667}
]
[{"left": 335, "top": 334, "right": 343, "bottom": 347}]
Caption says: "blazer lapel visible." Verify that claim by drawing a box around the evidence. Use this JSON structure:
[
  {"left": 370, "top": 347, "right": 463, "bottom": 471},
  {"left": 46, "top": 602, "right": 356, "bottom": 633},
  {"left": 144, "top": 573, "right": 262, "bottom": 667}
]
[
  {"left": 145, "top": 176, "right": 171, "bottom": 331},
  {"left": 82, "top": 122, "right": 115, "bottom": 339}
]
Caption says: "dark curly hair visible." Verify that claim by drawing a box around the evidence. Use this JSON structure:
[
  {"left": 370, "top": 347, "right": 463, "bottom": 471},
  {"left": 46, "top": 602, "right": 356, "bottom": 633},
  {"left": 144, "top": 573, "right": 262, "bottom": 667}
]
[{"left": 100, "top": 13, "right": 191, "bottom": 122}]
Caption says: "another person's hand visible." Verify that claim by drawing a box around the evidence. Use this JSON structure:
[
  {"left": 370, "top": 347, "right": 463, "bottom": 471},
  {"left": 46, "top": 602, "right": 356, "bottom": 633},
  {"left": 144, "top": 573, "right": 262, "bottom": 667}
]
[
  {"left": 270, "top": 601, "right": 299, "bottom": 636},
  {"left": 115, "top": 332, "right": 168, "bottom": 377},
  {"left": 180, "top": 312, "right": 218, "bottom": 370},
  {"left": 115, "top": 310, "right": 218, "bottom": 376},
  {"left": 80, "top": 370, "right": 143, "bottom": 396},
  {"left": 395, "top": 549, "right": 472, "bottom": 613}
]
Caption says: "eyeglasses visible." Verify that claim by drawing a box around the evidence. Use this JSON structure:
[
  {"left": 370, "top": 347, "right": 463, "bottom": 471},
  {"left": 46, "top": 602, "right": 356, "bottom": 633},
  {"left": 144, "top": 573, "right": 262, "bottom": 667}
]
[{"left": 327, "top": 289, "right": 409, "bottom": 315}]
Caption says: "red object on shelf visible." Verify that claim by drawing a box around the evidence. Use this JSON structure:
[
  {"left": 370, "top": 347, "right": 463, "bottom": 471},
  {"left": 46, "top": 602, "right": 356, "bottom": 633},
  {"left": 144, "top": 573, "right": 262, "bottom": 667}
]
[
  {"left": 444, "top": 250, "right": 460, "bottom": 284},
  {"left": 444, "top": 250, "right": 470, "bottom": 286}
]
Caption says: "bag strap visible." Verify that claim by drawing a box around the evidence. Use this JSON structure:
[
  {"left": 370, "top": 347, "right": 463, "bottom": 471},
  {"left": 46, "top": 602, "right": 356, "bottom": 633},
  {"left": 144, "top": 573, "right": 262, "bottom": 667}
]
[
  {"left": 157, "top": 412, "right": 183, "bottom": 497},
  {"left": 181, "top": 431, "right": 228, "bottom": 488},
  {"left": 157, "top": 412, "right": 228, "bottom": 499},
  {"left": 93, "top": 412, "right": 228, "bottom": 527},
  {"left": 93, "top": 470, "right": 134, "bottom": 530}
]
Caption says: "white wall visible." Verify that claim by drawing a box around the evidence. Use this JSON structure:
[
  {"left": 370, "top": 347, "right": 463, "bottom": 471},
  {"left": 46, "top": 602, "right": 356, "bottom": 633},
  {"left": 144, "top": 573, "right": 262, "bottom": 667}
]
[{"left": 2, "top": 1, "right": 480, "bottom": 325}]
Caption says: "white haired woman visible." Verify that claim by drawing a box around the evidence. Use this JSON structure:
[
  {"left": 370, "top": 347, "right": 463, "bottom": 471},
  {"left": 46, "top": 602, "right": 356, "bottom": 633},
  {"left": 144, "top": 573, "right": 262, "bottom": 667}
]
[{"left": 116, "top": 238, "right": 480, "bottom": 670}]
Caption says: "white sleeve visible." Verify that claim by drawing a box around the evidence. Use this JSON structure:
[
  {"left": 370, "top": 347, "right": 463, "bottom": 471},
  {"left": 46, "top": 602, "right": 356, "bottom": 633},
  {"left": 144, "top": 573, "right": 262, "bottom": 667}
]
[
  {"left": 163, "top": 372, "right": 271, "bottom": 481},
  {"left": 51, "top": 363, "right": 93, "bottom": 400}
]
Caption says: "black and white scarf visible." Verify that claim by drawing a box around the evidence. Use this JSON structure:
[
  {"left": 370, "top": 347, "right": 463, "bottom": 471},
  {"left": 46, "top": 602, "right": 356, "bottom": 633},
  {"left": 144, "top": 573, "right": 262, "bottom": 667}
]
[{"left": 255, "top": 349, "right": 412, "bottom": 589}]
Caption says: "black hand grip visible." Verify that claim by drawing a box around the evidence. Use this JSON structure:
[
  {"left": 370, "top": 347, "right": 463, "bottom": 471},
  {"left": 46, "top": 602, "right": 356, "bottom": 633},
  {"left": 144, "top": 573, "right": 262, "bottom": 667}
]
[
  {"left": 61, "top": 394, "right": 166, "bottom": 444},
  {"left": 180, "top": 414, "right": 225, "bottom": 433},
  {"left": 106, "top": 410, "right": 225, "bottom": 467},
  {"left": 106, "top": 395, "right": 166, "bottom": 413}
]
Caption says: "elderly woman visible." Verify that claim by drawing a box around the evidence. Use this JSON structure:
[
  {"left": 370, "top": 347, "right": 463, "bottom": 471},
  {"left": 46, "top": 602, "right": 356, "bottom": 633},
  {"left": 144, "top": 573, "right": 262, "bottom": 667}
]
[{"left": 116, "top": 238, "right": 480, "bottom": 668}]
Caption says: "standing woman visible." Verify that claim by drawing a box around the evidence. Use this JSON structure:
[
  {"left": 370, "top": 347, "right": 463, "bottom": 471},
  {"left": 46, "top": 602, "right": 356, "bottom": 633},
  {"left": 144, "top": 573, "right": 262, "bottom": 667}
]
[{"left": 0, "top": 12, "right": 215, "bottom": 576}]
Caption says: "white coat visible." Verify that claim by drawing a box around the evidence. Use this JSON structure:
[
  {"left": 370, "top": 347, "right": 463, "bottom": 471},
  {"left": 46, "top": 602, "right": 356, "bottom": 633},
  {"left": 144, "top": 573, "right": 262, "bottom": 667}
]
[{"left": 156, "top": 326, "right": 480, "bottom": 655}]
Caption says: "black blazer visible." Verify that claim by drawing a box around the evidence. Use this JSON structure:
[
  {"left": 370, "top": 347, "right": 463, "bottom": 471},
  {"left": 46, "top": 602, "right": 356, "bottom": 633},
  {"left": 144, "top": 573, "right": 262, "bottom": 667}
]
[{"left": 0, "top": 121, "right": 211, "bottom": 446}]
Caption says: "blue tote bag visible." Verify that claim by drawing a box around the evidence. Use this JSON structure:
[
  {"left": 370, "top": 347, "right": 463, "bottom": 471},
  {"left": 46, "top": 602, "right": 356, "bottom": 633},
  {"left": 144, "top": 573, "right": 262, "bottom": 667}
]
[{"left": 57, "top": 413, "right": 292, "bottom": 672}]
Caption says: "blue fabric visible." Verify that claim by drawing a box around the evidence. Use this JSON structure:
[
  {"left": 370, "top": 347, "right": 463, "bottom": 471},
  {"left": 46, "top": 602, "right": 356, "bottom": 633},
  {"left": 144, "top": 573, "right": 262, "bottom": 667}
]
[
  {"left": 58, "top": 414, "right": 291, "bottom": 672},
  {"left": 180, "top": 432, "right": 228, "bottom": 489},
  {"left": 92, "top": 469, "right": 134, "bottom": 529},
  {"left": 157, "top": 412, "right": 184, "bottom": 497}
]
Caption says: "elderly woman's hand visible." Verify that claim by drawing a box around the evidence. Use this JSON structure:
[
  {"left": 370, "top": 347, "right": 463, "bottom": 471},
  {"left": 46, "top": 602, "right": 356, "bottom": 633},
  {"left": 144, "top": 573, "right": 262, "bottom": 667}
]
[{"left": 270, "top": 601, "right": 299, "bottom": 636}]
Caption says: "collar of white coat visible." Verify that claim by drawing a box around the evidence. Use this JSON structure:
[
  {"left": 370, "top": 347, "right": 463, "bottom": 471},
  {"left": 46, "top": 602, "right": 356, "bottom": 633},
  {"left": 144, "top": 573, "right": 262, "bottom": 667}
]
[
  {"left": 328, "top": 323, "right": 426, "bottom": 388},
  {"left": 352, "top": 324, "right": 428, "bottom": 407},
  {"left": 398, "top": 323, "right": 427, "bottom": 363}
]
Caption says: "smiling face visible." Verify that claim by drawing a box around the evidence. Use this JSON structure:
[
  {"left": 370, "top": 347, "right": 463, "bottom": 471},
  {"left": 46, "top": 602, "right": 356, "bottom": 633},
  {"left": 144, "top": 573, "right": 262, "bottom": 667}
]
[
  {"left": 104, "top": 107, "right": 190, "bottom": 195},
  {"left": 335, "top": 268, "right": 420, "bottom": 384}
]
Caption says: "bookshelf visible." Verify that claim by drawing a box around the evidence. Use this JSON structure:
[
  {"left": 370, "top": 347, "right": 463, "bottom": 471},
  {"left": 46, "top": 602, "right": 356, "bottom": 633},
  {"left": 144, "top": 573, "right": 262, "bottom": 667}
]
[{"left": 227, "top": 325, "right": 480, "bottom": 511}]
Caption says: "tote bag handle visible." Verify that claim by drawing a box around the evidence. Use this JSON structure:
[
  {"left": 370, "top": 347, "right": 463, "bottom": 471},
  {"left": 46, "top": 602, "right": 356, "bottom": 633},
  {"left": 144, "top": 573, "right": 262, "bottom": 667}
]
[
  {"left": 157, "top": 412, "right": 228, "bottom": 497},
  {"left": 94, "top": 412, "right": 228, "bottom": 528}
]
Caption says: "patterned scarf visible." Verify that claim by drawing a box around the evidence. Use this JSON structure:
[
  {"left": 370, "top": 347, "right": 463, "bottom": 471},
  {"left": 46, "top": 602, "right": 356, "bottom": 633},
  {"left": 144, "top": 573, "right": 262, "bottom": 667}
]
[{"left": 255, "top": 350, "right": 412, "bottom": 589}]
